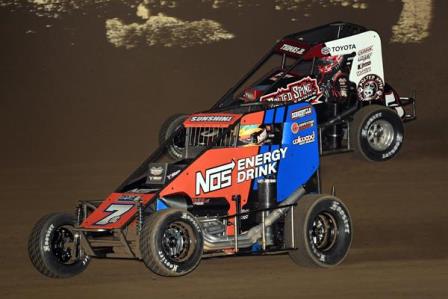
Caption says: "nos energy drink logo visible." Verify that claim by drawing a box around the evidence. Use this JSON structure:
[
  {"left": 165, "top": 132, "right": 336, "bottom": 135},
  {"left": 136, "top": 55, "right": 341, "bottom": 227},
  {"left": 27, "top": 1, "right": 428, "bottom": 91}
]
[{"left": 195, "top": 148, "right": 287, "bottom": 195}]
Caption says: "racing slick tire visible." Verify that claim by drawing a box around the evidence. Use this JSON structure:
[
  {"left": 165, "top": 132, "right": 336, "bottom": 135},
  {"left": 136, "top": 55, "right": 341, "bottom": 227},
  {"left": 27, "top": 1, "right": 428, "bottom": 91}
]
[
  {"left": 350, "top": 105, "right": 404, "bottom": 161},
  {"left": 140, "top": 209, "right": 203, "bottom": 277},
  {"left": 285, "top": 194, "right": 352, "bottom": 268},
  {"left": 159, "top": 114, "right": 187, "bottom": 160},
  {"left": 28, "top": 213, "right": 90, "bottom": 278}
]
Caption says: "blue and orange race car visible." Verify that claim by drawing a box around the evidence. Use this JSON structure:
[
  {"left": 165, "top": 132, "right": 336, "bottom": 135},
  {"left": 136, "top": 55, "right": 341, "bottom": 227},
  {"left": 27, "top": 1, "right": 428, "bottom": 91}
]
[
  {"left": 29, "top": 101, "right": 352, "bottom": 277},
  {"left": 29, "top": 22, "right": 414, "bottom": 277}
]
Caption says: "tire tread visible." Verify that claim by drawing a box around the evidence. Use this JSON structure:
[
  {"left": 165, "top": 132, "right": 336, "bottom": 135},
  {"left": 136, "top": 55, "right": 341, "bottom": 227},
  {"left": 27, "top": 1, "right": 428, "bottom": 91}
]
[
  {"left": 285, "top": 194, "right": 352, "bottom": 268},
  {"left": 140, "top": 209, "right": 203, "bottom": 277},
  {"left": 28, "top": 213, "right": 89, "bottom": 278}
]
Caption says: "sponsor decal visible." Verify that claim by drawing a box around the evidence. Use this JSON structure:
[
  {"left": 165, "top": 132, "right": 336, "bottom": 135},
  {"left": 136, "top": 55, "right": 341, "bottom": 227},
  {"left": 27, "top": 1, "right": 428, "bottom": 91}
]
[
  {"left": 195, "top": 148, "right": 288, "bottom": 195},
  {"left": 330, "top": 201, "right": 351, "bottom": 234},
  {"left": 118, "top": 194, "right": 141, "bottom": 202},
  {"left": 358, "top": 45, "right": 373, "bottom": 56},
  {"left": 148, "top": 175, "right": 164, "bottom": 183},
  {"left": 356, "top": 57, "right": 372, "bottom": 77},
  {"left": 292, "top": 131, "right": 315, "bottom": 145},
  {"left": 357, "top": 74, "right": 384, "bottom": 101},
  {"left": 326, "top": 44, "right": 356, "bottom": 53},
  {"left": 148, "top": 175, "right": 163, "bottom": 183},
  {"left": 43, "top": 224, "right": 55, "bottom": 252},
  {"left": 150, "top": 166, "right": 164, "bottom": 176},
  {"left": 166, "top": 169, "right": 181, "bottom": 180},
  {"left": 128, "top": 188, "right": 154, "bottom": 194},
  {"left": 357, "top": 61, "right": 371, "bottom": 70},
  {"left": 240, "top": 208, "right": 250, "bottom": 220},
  {"left": 82, "top": 256, "right": 90, "bottom": 266},
  {"left": 280, "top": 44, "right": 306, "bottom": 55},
  {"left": 358, "top": 52, "right": 372, "bottom": 62},
  {"left": 356, "top": 66, "right": 371, "bottom": 77},
  {"left": 147, "top": 164, "right": 166, "bottom": 184},
  {"left": 95, "top": 203, "right": 134, "bottom": 225},
  {"left": 321, "top": 46, "right": 330, "bottom": 55},
  {"left": 190, "top": 115, "right": 233, "bottom": 122},
  {"left": 158, "top": 250, "right": 179, "bottom": 272},
  {"left": 192, "top": 198, "right": 210, "bottom": 205},
  {"left": 291, "top": 106, "right": 312, "bottom": 120},
  {"left": 291, "top": 120, "right": 314, "bottom": 134},
  {"left": 181, "top": 212, "right": 202, "bottom": 232},
  {"left": 356, "top": 46, "right": 373, "bottom": 76},
  {"left": 195, "top": 162, "right": 234, "bottom": 195},
  {"left": 260, "top": 77, "right": 322, "bottom": 104}
]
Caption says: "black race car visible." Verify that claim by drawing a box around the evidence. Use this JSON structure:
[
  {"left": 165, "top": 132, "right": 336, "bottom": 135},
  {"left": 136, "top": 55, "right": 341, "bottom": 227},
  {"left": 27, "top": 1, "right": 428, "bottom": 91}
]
[{"left": 160, "top": 22, "right": 416, "bottom": 162}]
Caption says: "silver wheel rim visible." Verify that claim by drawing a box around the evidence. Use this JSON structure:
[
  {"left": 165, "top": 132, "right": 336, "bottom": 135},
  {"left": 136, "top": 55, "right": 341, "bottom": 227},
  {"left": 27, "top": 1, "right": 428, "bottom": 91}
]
[{"left": 367, "top": 119, "right": 395, "bottom": 151}]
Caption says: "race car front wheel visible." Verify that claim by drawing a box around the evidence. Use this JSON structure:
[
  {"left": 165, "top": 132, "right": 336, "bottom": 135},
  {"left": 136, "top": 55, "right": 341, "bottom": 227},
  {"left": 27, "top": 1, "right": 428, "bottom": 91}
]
[
  {"left": 140, "top": 209, "right": 203, "bottom": 277},
  {"left": 159, "top": 114, "right": 187, "bottom": 160},
  {"left": 28, "top": 213, "right": 90, "bottom": 278},
  {"left": 350, "top": 105, "right": 404, "bottom": 161},
  {"left": 285, "top": 194, "right": 352, "bottom": 267}
]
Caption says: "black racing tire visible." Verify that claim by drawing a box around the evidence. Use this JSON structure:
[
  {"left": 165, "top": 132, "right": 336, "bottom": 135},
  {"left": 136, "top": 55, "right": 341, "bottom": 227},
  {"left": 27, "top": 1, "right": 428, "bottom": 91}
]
[
  {"left": 285, "top": 194, "right": 352, "bottom": 268},
  {"left": 28, "top": 213, "right": 90, "bottom": 278},
  {"left": 159, "top": 114, "right": 187, "bottom": 160},
  {"left": 140, "top": 209, "right": 203, "bottom": 277},
  {"left": 350, "top": 105, "right": 404, "bottom": 161}
]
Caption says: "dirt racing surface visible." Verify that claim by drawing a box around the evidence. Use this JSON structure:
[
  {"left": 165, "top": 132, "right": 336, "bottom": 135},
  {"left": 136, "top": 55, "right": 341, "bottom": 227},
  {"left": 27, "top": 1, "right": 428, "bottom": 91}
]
[{"left": 0, "top": 1, "right": 447, "bottom": 298}]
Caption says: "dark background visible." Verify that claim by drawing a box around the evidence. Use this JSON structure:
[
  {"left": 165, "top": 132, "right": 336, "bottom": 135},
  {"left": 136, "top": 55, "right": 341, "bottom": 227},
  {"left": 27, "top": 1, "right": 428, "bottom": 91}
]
[{"left": 1, "top": 1, "right": 447, "bottom": 298}]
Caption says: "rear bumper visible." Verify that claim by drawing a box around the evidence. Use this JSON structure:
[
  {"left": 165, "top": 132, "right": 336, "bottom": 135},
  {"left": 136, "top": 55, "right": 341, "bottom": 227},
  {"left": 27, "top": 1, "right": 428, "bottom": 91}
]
[{"left": 399, "top": 96, "right": 416, "bottom": 122}]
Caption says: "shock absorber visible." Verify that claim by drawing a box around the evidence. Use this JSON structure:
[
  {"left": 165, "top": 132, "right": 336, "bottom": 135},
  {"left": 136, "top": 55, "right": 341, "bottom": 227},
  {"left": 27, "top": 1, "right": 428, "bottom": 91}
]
[
  {"left": 76, "top": 202, "right": 82, "bottom": 226},
  {"left": 257, "top": 178, "right": 277, "bottom": 247},
  {"left": 74, "top": 202, "right": 83, "bottom": 259},
  {"left": 328, "top": 102, "right": 343, "bottom": 149},
  {"left": 232, "top": 195, "right": 241, "bottom": 252},
  {"left": 135, "top": 198, "right": 143, "bottom": 234}
]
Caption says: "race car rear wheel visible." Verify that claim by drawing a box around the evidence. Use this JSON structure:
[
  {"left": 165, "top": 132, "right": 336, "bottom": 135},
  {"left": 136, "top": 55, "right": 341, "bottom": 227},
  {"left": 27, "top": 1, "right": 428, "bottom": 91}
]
[
  {"left": 28, "top": 213, "right": 90, "bottom": 278},
  {"left": 350, "top": 105, "right": 404, "bottom": 161},
  {"left": 140, "top": 209, "right": 203, "bottom": 277},
  {"left": 159, "top": 114, "right": 187, "bottom": 160},
  {"left": 285, "top": 194, "right": 352, "bottom": 267}
]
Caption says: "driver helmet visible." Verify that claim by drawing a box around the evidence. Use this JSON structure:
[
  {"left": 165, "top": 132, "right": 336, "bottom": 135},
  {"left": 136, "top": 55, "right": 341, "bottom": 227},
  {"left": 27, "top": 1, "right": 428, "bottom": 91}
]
[
  {"left": 239, "top": 125, "right": 268, "bottom": 145},
  {"left": 318, "top": 55, "right": 343, "bottom": 75}
]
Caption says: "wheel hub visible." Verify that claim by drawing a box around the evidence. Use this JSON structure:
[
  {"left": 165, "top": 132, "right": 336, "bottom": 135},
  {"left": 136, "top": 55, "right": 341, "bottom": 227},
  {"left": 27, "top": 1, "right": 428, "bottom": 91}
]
[
  {"left": 162, "top": 222, "right": 192, "bottom": 262},
  {"left": 367, "top": 119, "right": 394, "bottom": 151},
  {"left": 51, "top": 226, "right": 77, "bottom": 264},
  {"left": 310, "top": 212, "right": 338, "bottom": 252},
  {"left": 172, "top": 129, "right": 186, "bottom": 150}
]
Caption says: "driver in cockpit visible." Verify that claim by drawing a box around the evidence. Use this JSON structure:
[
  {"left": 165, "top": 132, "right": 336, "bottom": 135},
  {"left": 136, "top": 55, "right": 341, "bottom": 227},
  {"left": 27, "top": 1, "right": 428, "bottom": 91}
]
[{"left": 238, "top": 124, "right": 269, "bottom": 146}]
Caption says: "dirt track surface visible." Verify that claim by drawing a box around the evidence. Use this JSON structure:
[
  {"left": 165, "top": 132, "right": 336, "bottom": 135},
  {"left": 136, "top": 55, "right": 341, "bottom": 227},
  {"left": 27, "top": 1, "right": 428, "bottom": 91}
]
[{"left": 1, "top": 1, "right": 447, "bottom": 298}]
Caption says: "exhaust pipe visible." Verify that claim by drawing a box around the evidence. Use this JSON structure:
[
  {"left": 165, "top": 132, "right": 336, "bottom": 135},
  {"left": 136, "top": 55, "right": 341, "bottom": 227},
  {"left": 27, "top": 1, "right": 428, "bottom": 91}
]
[{"left": 203, "top": 186, "right": 306, "bottom": 251}]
